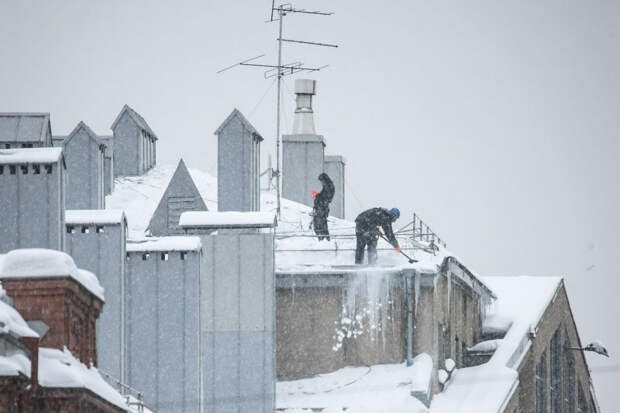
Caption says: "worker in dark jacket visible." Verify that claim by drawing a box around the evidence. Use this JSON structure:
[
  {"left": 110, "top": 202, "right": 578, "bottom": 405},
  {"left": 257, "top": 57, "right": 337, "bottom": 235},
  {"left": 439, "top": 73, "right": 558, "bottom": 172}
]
[
  {"left": 312, "top": 173, "right": 335, "bottom": 241},
  {"left": 355, "top": 207, "right": 400, "bottom": 264}
]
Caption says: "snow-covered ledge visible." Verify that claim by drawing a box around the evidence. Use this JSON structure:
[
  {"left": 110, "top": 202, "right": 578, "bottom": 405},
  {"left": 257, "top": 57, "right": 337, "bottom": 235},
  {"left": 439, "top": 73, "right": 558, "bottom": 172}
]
[{"left": 179, "top": 211, "right": 277, "bottom": 230}]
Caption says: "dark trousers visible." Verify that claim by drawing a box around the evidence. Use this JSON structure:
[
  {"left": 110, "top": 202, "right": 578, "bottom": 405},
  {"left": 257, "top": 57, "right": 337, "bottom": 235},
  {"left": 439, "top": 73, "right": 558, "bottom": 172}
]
[
  {"left": 355, "top": 229, "right": 378, "bottom": 264},
  {"left": 313, "top": 208, "right": 330, "bottom": 240}
]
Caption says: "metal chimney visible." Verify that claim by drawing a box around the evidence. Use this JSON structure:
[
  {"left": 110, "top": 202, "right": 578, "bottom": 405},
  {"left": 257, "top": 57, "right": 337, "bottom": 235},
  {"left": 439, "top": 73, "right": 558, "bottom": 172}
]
[{"left": 292, "top": 79, "right": 317, "bottom": 134}]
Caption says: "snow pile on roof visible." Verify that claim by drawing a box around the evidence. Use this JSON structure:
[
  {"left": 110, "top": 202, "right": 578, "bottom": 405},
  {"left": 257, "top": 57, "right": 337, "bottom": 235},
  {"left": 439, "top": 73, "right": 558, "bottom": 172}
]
[
  {"left": 277, "top": 362, "right": 429, "bottom": 413},
  {"left": 106, "top": 164, "right": 217, "bottom": 238},
  {"left": 431, "top": 276, "right": 562, "bottom": 412},
  {"left": 0, "top": 249, "right": 104, "bottom": 301},
  {"left": 0, "top": 281, "right": 38, "bottom": 340},
  {"left": 179, "top": 211, "right": 276, "bottom": 228},
  {"left": 38, "top": 347, "right": 133, "bottom": 411},
  {"left": 107, "top": 164, "right": 451, "bottom": 273},
  {"left": 0, "top": 147, "right": 63, "bottom": 164},
  {"left": 0, "top": 351, "right": 31, "bottom": 377},
  {"left": 126, "top": 236, "right": 201, "bottom": 252},
  {"left": 65, "top": 209, "right": 125, "bottom": 225}
]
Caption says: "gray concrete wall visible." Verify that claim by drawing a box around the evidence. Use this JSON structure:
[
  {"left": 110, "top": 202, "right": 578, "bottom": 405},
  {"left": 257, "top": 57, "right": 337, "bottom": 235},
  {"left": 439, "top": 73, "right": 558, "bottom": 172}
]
[
  {"left": 147, "top": 160, "right": 208, "bottom": 236},
  {"left": 125, "top": 249, "right": 201, "bottom": 413},
  {"left": 112, "top": 112, "right": 140, "bottom": 177},
  {"left": 64, "top": 222, "right": 125, "bottom": 380},
  {"left": 104, "top": 155, "right": 113, "bottom": 196},
  {"left": 64, "top": 125, "right": 104, "bottom": 209},
  {"left": 282, "top": 134, "right": 325, "bottom": 208},
  {"left": 276, "top": 270, "right": 408, "bottom": 380},
  {"left": 216, "top": 112, "right": 261, "bottom": 212},
  {"left": 323, "top": 155, "right": 345, "bottom": 219},
  {"left": 0, "top": 161, "right": 65, "bottom": 253},
  {"left": 200, "top": 232, "right": 275, "bottom": 413}
]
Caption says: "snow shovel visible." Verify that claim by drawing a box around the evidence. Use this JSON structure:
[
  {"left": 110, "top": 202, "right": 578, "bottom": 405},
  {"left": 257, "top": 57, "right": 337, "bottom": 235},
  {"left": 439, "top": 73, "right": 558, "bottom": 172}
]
[{"left": 378, "top": 230, "right": 418, "bottom": 264}]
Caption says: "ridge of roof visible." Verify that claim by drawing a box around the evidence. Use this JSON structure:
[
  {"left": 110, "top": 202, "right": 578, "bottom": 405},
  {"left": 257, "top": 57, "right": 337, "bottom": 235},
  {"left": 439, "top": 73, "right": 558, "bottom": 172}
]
[
  {"left": 214, "top": 108, "right": 263, "bottom": 140},
  {"left": 64, "top": 121, "right": 104, "bottom": 147},
  {"left": 110, "top": 104, "right": 157, "bottom": 138}
]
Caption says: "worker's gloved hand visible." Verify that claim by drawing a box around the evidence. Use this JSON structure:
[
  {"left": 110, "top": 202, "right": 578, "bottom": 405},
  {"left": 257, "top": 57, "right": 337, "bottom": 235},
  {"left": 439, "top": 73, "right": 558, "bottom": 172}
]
[{"left": 395, "top": 246, "right": 401, "bottom": 252}]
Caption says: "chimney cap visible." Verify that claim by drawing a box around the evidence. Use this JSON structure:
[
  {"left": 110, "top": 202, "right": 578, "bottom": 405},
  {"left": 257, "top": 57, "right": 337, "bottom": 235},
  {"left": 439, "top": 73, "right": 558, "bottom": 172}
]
[{"left": 295, "top": 79, "right": 316, "bottom": 95}]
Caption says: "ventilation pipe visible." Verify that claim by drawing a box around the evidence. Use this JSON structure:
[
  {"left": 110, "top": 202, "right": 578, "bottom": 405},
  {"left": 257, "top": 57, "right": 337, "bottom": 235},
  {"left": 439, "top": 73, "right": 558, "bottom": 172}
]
[{"left": 292, "top": 79, "right": 317, "bottom": 135}]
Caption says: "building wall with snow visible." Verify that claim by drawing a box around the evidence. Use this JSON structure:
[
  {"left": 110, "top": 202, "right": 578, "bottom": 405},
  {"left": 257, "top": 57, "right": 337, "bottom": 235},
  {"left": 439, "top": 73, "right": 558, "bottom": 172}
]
[
  {"left": 111, "top": 105, "right": 157, "bottom": 177},
  {"left": 188, "top": 225, "right": 275, "bottom": 413},
  {"left": 215, "top": 109, "right": 262, "bottom": 212},
  {"left": 515, "top": 282, "right": 599, "bottom": 413},
  {"left": 63, "top": 122, "right": 105, "bottom": 210},
  {"left": 124, "top": 243, "right": 201, "bottom": 413},
  {"left": 64, "top": 211, "right": 126, "bottom": 381},
  {"left": 282, "top": 134, "right": 325, "bottom": 208},
  {"left": 276, "top": 270, "right": 408, "bottom": 379},
  {"left": 323, "top": 155, "right": 345, "bottom": 219},
  {"left": 0, "top": 149, "right": 66, "bottom": 254}
]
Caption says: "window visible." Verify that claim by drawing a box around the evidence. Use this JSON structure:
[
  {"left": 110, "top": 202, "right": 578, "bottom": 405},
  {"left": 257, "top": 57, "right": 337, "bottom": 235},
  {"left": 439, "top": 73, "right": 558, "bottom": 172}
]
[
  {"left": 67, "top": 226, "right": 75, "bottom": 234},
  {"left": 142, "top": 253, "right": 150, "bottom": 260},
  {"left": 161, "top": 252, "right": 168, "bottom": 261},
  {"left": 564, "top": 337, "right": 576, "bottom": 413},
  {"left": 45, "top": 164, "right": 52, "bottom": 174},
  {"left": 551, "top": 329, "right": 563, "bottom": 413},
  {"left": 20, "top": 165, "right": 28, "bottom": 174},
  {"left": 0, "top": 165, "right": 3, "bottom": 174},
  {"left": 180, "top": 251, "right": 187, "bottom": 260},
  {"left": 438, "top": 324, "right": 445, "bottom": 368},
  {"left": 21, "top": 143, "right": 33, "bottom": 148},
  {"left": 9, "top": 165, "right": 16, "bottom": 175},
  {"left": 536, "top": 350, "right": 547, "bottom": 413},
  {"left": 462, "top": 341, "right": 468, "bottom": 367},
  {"left": 126, "top": 253, "right": 131, "bottom": 261},
  {"left": 81, "top": 226, "right": 90, "bottom": 234},
  {"left": 577, "top": 384, "right": 588, "bottom": 413},
  {"left": 96, "top": 226, "right": 104, "bottom": 233},
  {"left": 5, "top": 144, "right": 10, "bottom": 149},
  {"left": 33, "top": 164, "right": 40, "bottom": 174}
]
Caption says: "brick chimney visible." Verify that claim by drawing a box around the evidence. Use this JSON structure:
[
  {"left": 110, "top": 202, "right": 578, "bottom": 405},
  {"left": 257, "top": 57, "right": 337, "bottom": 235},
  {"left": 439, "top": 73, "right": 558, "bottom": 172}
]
[{"left": 0, "top": 249, "right": 104, "bottom": 366}]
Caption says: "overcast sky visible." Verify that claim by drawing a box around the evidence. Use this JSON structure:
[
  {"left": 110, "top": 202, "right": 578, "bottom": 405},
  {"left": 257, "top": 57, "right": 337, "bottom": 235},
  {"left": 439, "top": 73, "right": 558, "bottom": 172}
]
[{"left": 2, "top": 0, "right": 619, "bottom": 409}]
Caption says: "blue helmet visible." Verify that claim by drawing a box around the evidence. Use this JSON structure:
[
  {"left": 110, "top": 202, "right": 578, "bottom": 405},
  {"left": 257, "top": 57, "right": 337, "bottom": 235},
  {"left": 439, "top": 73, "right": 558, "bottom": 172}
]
[{"left": 390, "top": 208, "right": 400, "bottom": 219}]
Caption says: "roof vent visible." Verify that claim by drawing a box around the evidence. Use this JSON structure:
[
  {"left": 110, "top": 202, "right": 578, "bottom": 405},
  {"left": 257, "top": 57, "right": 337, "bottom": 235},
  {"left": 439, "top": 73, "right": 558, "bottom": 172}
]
[{"left": 292, "top": 79, "right": 317, "bottom": 135}]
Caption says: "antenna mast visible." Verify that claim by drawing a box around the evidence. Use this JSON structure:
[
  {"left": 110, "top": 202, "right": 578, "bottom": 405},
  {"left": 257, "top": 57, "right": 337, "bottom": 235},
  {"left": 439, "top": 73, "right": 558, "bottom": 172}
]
[{"left": 218, "top": 2, "right": 337, "bottom": 217}]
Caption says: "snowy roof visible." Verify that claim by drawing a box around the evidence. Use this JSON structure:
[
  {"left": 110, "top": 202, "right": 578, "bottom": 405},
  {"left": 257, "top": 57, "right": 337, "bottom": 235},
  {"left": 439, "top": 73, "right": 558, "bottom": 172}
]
[
  {"left": 0, "top": 282, "right": 38, "bottom": 339},
  {"left": 277, "top": 361, "right": 429, "bottom": 413},
  {"left": 126, "top": 236, "right": 202, "bottom": 252},
  {"left": 37, "top": 347, "right": 135, "bottom": 411},
  {"left": 111, "top": 104, "right": 157, "bottom": 138},
  {"left": 106, "top": 164, "right": 217, "bottom": 238},
  {"left": 0, "top": 249, "right": 104, "bottom": 301},
  {"left": 179, "top": 211, "right": 276, "bottom": 229},
  {"left": 0, "top": 147, "right": 63, "bottom": 164},
  {"left": 430, "top": 276, "right": 563, "bottom": 412},
  {"left": 214, "top": 108, "right": 263, "bottom": 140},
  {"left": 66, "top": 209, "right": 126, "bottom": 225},
  {"left": 0, "top": 113, "right": 51, "bottom": 143}
]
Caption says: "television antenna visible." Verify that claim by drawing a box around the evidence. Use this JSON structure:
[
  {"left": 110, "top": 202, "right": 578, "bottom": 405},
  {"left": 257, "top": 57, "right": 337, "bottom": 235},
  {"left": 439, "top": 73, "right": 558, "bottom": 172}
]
[{"left": 217, "top": 1, "right": 337, "bottom": 216}]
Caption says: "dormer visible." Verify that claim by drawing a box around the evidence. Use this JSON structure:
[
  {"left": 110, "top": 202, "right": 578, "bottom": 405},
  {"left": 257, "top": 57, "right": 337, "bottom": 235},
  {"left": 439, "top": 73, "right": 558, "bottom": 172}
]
[
  {"left": 0, "top": 113, "right": 52, "bottom": 148},
  {"left": 63, "top": 122, "right": 106, "bottom": 209},
  {"left": 111, "top": 104, "right": 157, "bottom": 177}
]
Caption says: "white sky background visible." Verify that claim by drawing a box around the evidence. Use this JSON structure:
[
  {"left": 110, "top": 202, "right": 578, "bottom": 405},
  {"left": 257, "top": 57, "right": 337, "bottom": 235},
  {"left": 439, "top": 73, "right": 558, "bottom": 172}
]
[{"left": 1, "top": 0, "right": 619, "bottom": 409}]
